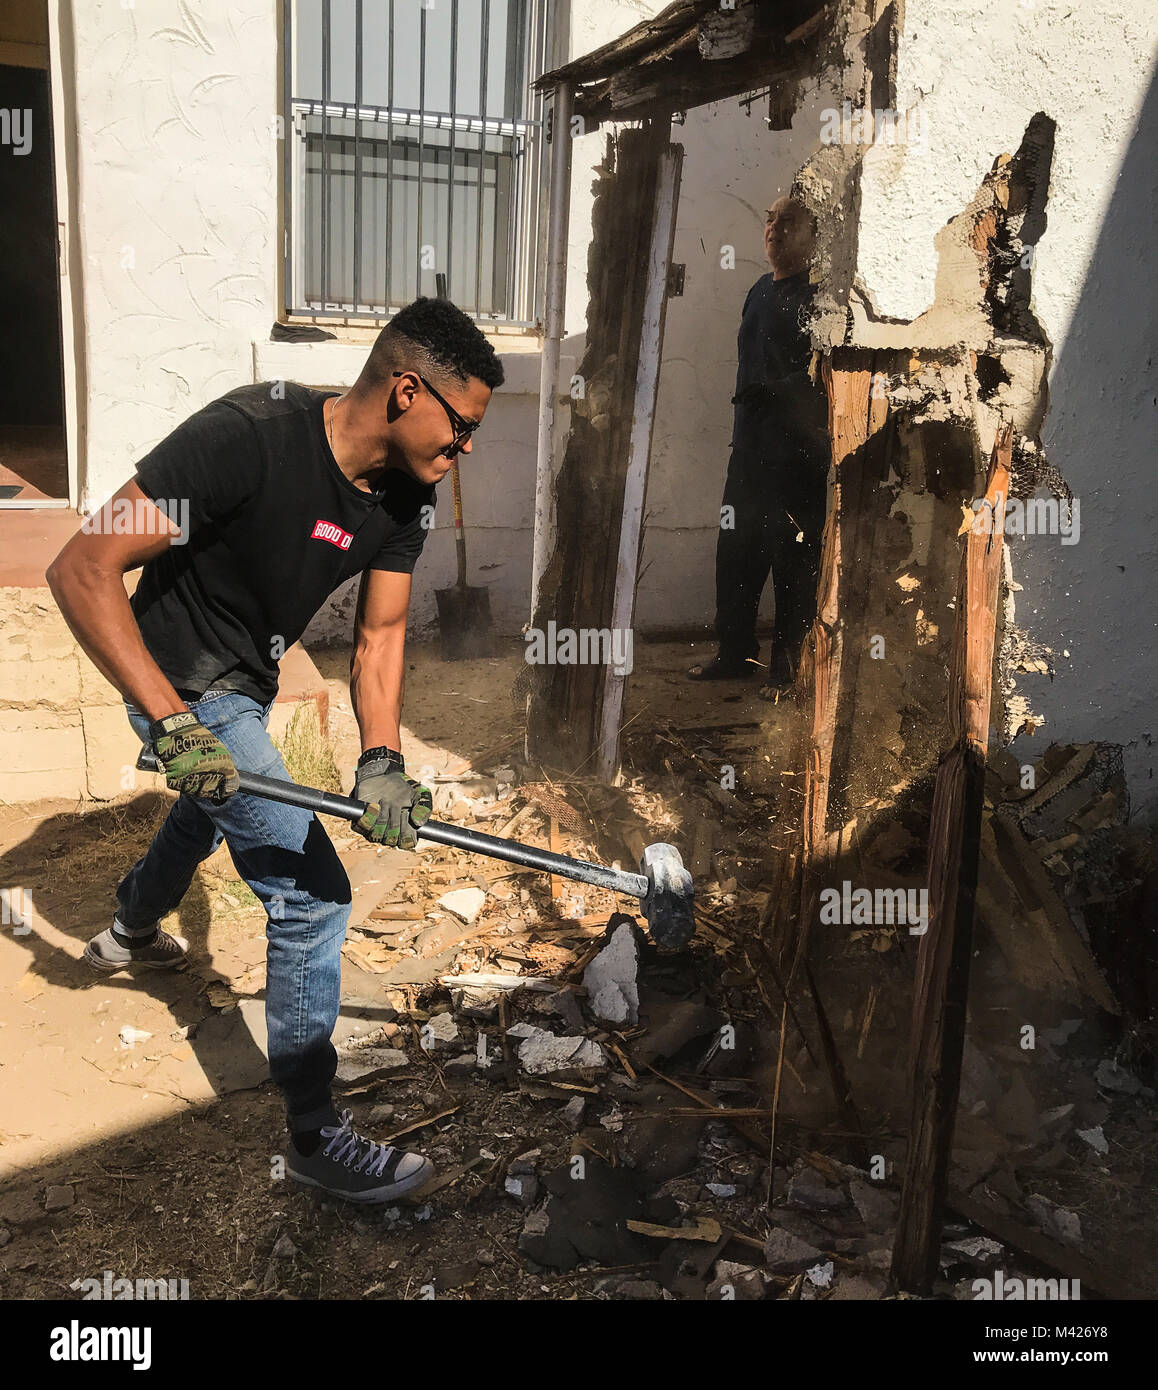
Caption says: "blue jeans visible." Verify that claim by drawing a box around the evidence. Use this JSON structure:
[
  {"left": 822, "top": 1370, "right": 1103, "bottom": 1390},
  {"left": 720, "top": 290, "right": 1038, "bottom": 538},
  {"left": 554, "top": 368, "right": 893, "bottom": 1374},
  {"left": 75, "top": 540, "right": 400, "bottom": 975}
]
[{"left": 117, "top": 691, "right": 351, "bottom": 1132}]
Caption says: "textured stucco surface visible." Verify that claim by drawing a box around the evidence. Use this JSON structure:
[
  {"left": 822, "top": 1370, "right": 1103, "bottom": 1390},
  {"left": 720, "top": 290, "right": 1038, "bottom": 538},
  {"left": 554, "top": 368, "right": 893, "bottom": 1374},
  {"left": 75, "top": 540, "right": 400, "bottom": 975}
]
[
  {"left": 850, "top": 0, "right": 1158, "bottom": 812},
  {"left": 72, "top": 0, "right": 278, "bottom": 510},
  {"left": 856, "top": 0, "right": 1155, "bottom": 341}
]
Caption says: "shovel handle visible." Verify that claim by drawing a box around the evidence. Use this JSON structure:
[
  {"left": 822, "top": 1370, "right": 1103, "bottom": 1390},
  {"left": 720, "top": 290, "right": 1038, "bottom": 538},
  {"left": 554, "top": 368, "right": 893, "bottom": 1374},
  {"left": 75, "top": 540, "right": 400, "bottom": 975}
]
[
  {"left": 451, "top": 457, "right": 467, "bottom": 587},
  {"left": 135, "top": 749, "right": 650, "bottom": 900}
]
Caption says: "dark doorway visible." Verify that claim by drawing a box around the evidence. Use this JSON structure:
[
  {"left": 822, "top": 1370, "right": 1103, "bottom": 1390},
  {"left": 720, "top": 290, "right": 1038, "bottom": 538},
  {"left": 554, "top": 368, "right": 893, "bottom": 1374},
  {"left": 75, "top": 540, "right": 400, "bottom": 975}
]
[{"left": 0, "top": 60, "right": 68, "bottom": 501}]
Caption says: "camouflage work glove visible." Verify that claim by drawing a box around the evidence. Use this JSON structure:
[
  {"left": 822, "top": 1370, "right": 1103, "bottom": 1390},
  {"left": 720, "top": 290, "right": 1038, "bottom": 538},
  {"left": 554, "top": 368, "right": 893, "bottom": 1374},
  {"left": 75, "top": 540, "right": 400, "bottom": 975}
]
[
  {"left": 149, "top": 711, "right": 240, "bottom": 805},
  {"left": 352, "top": 749, "right": 432, "bottom": 851}
]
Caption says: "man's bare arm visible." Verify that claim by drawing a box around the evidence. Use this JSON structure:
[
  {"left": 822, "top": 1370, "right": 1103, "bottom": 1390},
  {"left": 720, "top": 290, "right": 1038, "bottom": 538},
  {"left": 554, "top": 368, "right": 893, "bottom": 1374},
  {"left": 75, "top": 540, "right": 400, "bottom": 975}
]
[
  {"left": 45, "top": 481, "right": 189, "bottom": 723},
  {"left": 350, "top": 568, "right": 411, "bottom": 752}
]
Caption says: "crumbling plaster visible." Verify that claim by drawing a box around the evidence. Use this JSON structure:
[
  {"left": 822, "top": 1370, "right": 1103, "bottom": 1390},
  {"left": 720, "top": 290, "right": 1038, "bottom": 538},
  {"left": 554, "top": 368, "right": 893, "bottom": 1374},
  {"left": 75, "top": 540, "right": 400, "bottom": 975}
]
[
  {"left": 854, "top": 1, "right": 1154, "bottom": 345},
  {"left": 861, "top": 2, "right": 1157, "bottom": 813}
]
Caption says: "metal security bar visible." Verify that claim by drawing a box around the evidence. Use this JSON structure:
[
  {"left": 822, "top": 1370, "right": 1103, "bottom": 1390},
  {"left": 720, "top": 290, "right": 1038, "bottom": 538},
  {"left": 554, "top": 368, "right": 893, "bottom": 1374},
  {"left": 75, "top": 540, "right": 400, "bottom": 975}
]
[{"left": 284, "top": 0, "right": 549, "bottom": 327}]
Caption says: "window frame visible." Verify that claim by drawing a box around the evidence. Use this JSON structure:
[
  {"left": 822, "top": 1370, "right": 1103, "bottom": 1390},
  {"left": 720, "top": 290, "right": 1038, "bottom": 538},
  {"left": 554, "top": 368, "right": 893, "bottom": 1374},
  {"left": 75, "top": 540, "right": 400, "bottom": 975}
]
[{"left": 281, "top": 0, "right": 551, "bottom": 332}]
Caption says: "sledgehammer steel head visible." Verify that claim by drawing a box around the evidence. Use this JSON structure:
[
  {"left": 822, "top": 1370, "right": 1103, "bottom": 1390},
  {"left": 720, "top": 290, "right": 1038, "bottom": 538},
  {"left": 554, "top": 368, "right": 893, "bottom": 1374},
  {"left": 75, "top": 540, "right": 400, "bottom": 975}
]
[{"left": 640, "top": 843, "right": 695, "bottom": 949}]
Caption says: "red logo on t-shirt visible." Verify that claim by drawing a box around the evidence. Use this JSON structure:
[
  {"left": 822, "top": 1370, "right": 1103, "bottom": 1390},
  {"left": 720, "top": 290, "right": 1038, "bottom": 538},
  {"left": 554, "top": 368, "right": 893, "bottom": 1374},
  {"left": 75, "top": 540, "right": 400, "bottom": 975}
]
[{"left": 311, "top": 519, "right": 354, "bottom": 551}]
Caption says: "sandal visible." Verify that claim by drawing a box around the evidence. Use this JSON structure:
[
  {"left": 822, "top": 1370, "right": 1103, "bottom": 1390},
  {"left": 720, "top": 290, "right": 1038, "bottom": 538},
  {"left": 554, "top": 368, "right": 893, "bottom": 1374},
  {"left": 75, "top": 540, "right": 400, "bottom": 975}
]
[{"left": 686, "top": 655, "right": 760, "bottom": 681}]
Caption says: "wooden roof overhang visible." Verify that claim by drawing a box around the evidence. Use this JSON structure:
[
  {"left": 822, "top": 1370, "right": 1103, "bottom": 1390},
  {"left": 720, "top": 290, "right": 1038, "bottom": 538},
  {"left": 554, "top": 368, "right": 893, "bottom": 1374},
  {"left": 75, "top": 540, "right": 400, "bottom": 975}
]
[{"left": 534, "top": 0, "right": 833, "bottom": 126}]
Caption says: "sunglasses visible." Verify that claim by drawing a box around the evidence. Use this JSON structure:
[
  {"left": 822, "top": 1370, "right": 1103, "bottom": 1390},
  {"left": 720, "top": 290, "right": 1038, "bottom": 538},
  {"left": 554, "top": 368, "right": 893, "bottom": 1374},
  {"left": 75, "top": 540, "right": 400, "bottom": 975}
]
[{"left": 393, "top": 370, "right": 481, "bottom": 457}]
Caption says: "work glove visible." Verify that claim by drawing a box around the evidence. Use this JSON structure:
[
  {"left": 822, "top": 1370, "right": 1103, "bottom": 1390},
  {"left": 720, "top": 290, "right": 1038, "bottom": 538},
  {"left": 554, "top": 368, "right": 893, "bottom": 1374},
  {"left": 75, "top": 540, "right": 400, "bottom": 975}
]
[
  {"left": 149, "top": 711, "right": 240, "bottom": 804},
  {"left": 352, "top": 748, "right": 432, "bottom": 851}
]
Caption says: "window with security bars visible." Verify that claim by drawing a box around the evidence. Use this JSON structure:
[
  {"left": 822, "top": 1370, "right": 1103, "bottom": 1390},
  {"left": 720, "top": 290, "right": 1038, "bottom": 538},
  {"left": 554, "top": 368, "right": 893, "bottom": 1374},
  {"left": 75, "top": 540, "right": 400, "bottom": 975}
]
[{"left": 285, "top": 0, "right": 550, "bottom": 327}]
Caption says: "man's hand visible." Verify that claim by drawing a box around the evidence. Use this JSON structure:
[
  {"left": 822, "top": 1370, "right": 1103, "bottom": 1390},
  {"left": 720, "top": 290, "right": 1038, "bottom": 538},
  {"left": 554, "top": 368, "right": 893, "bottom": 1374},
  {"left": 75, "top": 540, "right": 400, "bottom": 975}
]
[
  {"left": 352, "top": 750, "right": 432, "bottom": 851},
  {"left": 150, "top": 711, "right": 240, "bottom": 804}
]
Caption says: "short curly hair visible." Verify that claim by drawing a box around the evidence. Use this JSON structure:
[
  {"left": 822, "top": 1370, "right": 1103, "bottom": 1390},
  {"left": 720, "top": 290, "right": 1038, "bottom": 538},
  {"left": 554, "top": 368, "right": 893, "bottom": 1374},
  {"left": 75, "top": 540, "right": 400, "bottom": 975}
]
[{"left": 359, "top": 297, "right": 504, "bottom": 393}]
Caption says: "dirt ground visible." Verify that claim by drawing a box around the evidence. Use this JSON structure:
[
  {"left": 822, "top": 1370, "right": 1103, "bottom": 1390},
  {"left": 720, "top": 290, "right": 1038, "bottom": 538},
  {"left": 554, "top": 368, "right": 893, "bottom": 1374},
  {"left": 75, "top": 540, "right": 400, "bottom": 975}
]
[
  {"left": 0, "top": 637, "right": 796, "bottom": 1299},
  {"left": 1, "top": 636, "right": 1155, "bottom": 1302}
]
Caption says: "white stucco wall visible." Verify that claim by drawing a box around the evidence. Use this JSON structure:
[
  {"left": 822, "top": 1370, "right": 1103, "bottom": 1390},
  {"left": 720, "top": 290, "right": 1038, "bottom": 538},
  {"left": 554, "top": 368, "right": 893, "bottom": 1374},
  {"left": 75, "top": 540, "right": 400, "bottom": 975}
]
[
  {"left": 852, "top": 0, "right": 1158, "bottom": 814},
  {"left": 64, "top": 0, "right": 657, "bottom": 646},
  {"left": 71, "top": 0, "right": 278, "bottom": 509}
]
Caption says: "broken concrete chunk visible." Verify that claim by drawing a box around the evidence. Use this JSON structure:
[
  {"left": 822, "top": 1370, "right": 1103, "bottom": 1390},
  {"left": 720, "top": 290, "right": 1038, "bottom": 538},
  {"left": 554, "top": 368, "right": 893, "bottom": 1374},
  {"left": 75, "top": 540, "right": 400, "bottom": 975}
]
[
  {"left": 763, "top": 1227, "right": 824, "bottom": 1274},
  {"left": 1025, "top": 1194, "right": 1083, "bottom": 1246},
  {"left": 707, "top": 1263, "right": 765, "bottom": 1300},
  {"left": 332, "top": 1012, "right": 381, "bottom": 1049},
  {"left": 1076, "top": 1125, "right": 1109, "bottom": 1154},
  {"left": 443, "top": 1054, "right": 476, "bottom": 1078},
  {"left": 544, "top": 988, "right": 586, "bottom": 1034},
  {"left": 334, "top": 1047, "right": 410, "bottom": 1086},
  {"left": 44, "top": 1186, "right": 75, "bottom": 1213},
  {"left": 1094, "top": 1059, "right": 1141, "bottom": 1095},
  {"left": 944, "top": 1236, "right": 1004, "bottom": 1263},
  {"left": 420, "top": 1012, "right": 460, "bottom": 1052},
  {"left": 514, "top": 1028, "right": 605, "bottom": 1075},
  {"left": 806, "top": 1260, "right": 834, "bottom": 1288},
  {"left": 849, "top": 1176, "right": 898, "bottom": 1232},
  {"left": 450, "top": 986, "right": 501, "bottom": 1019},
  {"left": 582, "top": 921, "right": 640, "bottom": 1026},
  {"left": 504, "top": 1175, "right": 540, "bottom": 1208},
  {"left": 560, "top": 1096, "right": 586, "bottom": 1131},
  {"left": 437, "top": 887, "right": 486, "bottom": 924},
  {"left": 507, "top": 1148, "right": 541, "bottom": 1176},
  {"left": 787, "top": 1166, "right": 847, "bottom": 1212}
]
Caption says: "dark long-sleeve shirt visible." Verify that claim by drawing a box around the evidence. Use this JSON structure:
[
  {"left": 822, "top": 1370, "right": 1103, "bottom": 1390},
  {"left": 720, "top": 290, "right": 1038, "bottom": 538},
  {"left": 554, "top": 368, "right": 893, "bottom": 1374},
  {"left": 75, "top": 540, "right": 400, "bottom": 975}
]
[{"left": 730, "top": 271, "right": 827, "bottom": 464}]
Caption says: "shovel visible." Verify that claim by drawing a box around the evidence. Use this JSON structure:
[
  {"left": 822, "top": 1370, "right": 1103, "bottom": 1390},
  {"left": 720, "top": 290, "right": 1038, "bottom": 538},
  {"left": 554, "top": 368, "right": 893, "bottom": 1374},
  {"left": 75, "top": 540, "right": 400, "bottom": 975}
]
[{"left": 434, "top": 456, "right": 494, "bottom": 660}]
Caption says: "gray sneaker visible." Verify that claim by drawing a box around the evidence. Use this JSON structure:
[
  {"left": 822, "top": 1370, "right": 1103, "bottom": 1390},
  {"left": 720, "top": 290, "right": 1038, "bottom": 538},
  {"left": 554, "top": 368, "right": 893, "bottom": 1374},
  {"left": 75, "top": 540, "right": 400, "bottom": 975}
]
[
  {"left": 286, "top": 1109, "right": 435, "bottom": 1204},
  {"left": 83, "top": 920, "right": 188, "bottom": 973}
]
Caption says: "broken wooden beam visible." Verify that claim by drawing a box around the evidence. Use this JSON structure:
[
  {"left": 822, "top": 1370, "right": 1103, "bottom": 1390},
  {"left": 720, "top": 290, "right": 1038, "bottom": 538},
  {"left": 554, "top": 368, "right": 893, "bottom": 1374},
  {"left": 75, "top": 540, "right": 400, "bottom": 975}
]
[{"left": 891, "top": 424, "right": 1013, "bottom": 1296}]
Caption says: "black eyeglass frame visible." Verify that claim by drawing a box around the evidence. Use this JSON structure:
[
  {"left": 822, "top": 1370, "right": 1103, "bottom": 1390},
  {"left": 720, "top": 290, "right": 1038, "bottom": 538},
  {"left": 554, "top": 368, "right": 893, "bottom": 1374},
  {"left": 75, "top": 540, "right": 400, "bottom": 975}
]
[{"left": 392, "top": 370, "right": 480, "bottom": 456}]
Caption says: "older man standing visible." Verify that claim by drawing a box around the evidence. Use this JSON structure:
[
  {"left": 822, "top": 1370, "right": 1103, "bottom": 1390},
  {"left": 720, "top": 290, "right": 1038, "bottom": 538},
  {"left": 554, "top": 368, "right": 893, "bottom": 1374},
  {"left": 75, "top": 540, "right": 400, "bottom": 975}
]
[{"left": 688, "top": 195, "right": 828, "bottom": 696}]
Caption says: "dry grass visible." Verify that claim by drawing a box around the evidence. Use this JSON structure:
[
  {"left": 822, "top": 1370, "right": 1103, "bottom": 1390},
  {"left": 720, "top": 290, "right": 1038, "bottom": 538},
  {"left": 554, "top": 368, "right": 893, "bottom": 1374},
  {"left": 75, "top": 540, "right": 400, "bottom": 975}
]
[{"left": 272, "top": 701, "right": 342, "bottom": 794}]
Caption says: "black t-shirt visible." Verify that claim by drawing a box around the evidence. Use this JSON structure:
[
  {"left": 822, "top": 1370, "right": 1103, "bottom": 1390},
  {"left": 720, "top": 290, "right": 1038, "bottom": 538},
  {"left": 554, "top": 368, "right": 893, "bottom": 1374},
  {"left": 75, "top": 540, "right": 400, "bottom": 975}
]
[
  {"left": 130, "top": 382, "right": 435, "bottom": 703},
  {"left": 731, "top": 271, "right": 827, "bottom": 463}
]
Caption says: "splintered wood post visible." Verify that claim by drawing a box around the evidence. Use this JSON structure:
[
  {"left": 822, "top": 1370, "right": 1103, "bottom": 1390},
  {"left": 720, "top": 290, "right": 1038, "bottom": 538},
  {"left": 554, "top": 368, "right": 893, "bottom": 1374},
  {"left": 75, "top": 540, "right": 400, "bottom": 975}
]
[
  {"left": 526, "top": 120, "right": 674, "bottom": 775},
  {"left": 795, "top": 349, "right": 890, "bottom": 974},
  {"left": 765, "top": 349, "right": 890, "bottom": 1148},
  {"left": 596, "top": 140, "right": 684, "bottom": 781},
  {"left": 892, "top": 424, "right": 1013, "bottom": 1295}
]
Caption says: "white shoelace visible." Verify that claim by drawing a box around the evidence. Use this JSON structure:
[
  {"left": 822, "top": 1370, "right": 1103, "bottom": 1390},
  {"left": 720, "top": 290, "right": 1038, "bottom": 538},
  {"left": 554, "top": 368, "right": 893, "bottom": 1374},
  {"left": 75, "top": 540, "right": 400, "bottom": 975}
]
[{"left": 320, "top": 1110, "right": 398, "bottom": 1177}]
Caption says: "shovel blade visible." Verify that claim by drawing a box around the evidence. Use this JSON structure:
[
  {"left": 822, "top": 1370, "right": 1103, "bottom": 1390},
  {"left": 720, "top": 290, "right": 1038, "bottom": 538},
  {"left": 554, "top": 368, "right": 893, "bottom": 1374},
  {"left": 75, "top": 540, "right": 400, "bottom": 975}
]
[{"left": 435, "top": 583, "right": 495, "bottom": 661}]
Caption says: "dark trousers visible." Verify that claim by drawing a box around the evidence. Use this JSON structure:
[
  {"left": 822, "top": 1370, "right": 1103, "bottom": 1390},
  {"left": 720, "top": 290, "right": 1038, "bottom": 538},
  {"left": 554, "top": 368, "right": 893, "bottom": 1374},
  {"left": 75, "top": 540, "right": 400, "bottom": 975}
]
[{"left": 714, "top": 445, "right": 828, "bottom": 675}]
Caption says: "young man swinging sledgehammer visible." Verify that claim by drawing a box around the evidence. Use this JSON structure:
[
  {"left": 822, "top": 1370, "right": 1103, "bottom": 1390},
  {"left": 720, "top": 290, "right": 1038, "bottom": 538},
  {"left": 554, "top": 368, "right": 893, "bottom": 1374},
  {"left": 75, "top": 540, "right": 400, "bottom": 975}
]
[{"left": 46, "top": 298, "right": 504, "bottom": 1203}]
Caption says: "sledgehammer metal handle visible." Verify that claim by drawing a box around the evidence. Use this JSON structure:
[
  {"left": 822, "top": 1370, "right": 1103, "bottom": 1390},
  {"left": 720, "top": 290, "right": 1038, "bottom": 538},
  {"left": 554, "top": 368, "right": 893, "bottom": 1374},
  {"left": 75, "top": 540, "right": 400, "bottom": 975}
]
[{"left": 135, "top": 749, "right": 650, "bottom": 899}]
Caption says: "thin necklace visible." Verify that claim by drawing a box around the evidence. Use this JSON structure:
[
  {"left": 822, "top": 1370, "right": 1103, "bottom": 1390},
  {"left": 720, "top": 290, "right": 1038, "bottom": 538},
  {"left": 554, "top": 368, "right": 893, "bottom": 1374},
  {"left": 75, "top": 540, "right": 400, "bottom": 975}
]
[{"left": 326, "top": 394, "right": 342, "bottom": 457}]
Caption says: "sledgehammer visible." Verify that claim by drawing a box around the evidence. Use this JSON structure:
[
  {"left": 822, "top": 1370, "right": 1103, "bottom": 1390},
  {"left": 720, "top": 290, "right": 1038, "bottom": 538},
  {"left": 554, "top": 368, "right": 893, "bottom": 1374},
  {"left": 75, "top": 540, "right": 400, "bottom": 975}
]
[{"left": 135, "top": 749, "right": 695, "bottom": 948}]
